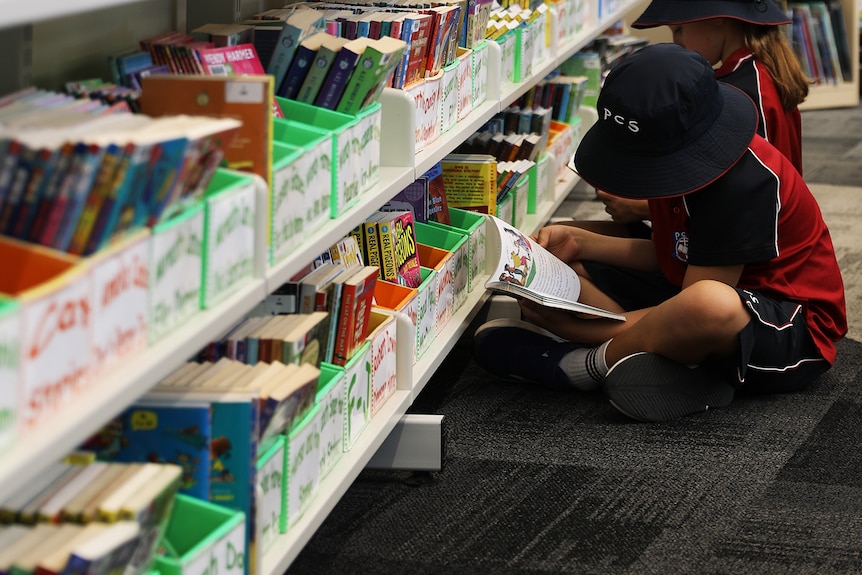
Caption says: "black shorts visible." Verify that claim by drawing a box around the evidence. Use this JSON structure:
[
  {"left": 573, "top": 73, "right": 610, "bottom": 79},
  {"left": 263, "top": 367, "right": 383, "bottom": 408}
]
[{"left": 583, "top": 262, "right": 829, "bottom": 393}]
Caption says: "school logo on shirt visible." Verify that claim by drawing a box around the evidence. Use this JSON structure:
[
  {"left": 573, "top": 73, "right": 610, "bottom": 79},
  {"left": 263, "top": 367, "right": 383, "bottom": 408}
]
[{"left": 673, "top": 231, "right": 689, "bottom": 263}]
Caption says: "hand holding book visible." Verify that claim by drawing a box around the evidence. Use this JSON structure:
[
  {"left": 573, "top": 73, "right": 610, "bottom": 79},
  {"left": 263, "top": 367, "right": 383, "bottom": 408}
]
[{"left": 484, "top": 215, "right": 625, "bottom": 321}]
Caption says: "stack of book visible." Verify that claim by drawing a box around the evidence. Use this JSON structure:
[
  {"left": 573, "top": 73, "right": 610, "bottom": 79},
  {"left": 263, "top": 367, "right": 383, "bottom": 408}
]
[
  {"left": 0, "top": 91, "right": 240, "bottom": 255},
  {"left": 0, "top": 460, "right": 182, "bottom": 575}
]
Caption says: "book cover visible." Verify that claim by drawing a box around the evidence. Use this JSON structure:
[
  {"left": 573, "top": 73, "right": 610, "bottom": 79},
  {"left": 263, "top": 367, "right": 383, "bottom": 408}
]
[
  {"left": 49, "top": 143, "right": 106, "bottom": 251},
  {"left": 332, "top": 265, "right": 378, "bottom": 367},
  {"left": 141, "top": 75, "right": 271, "bottom": 183},
  {"left": 390, "top": 210, "right": 422, "bottom": 288},
  {"left": 66, "top": 142, "right": 126, "bottom": 255},
  {"left": 361, "top": 218, "right": 382, "bottom": 270},
  {"left": 82, "top": 403, "right": 212, "bottom": 500},
  {"left": 313, "top": 36, "right": 369, "bottom": 110},
  {"left": 298, "top": 261, "right": 345, "bottom": 315},
  {"left": 399, "top": 12, "right": 434, "bottom": 89},
  {"left": 59, "top": 521, "right": 140, "bottom": 575},
  {"left": 484, "top": 215, "right": 625, "bottom": 320},
  {"left": 295, "top": 34, "right": 349, "bottom": 105},
  {"left": 440, "top": 153, "right": 497, "bottom": 216},
  {"left": 373, "top": 211, "right": 398, "bottom": 284},
  {"left": 276, "top": 36, "right": 316, "bottom": 100},
  {"left": 266, "top": 9, "right": 325, "bottom": 93},
  {"left": 335, "top": 35, "right": 406, "bottom": 115}
]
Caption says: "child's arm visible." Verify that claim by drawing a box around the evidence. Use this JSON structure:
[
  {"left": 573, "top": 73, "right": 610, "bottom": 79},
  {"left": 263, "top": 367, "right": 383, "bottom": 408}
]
[{"left": 533, "top": 224, "right": 659, "bottom": 272}]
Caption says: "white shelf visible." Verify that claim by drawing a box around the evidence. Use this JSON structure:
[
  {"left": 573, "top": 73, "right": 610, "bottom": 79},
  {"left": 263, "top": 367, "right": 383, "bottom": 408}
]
[
  {"left": 0, "top": 0, "right": 636, "bottom": 568},
  {"left": 260, "top": 389, "right": 412, "bottom": 574}
]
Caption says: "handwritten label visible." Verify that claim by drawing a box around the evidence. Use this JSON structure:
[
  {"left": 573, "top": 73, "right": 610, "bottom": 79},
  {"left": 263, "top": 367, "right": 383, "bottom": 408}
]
[
  {"left": 342, "top": 343, "right": 371, "bottom": 450},
  {"left": 204, "top": 181, "right": 256, "bottom": 307},
  {"left": 456, "top": 50, "right": 472, "bottom": 121},
  {"left": 181, "top": 517, "right": 246, "bottom": 575},
  {"left": 500, "top": 34, "right": 516, "bottom": 85},
  {"left": 369, "top": 314, "right": 397, "bottom": 416},
  {"left": 357, "top": 108, "right": 381, "bottom": 192},
  {"left": 520, "top": 24, "right": 535, "bottom": 79},
  {"left": 472, "top": 42, "right": 489, "bottom": 105},
  {"left": 468, "top": 221, "right": 487, "bottom": 293},
  {"left": 288, "top": 408, "right": 320, "bottom": 527},
  {"left": 317, "top": 376, "right": 344, "bottom": 478},
  {"left": 257, "top": 441, "right": 284, "bottom": 549},
  {"left": 410, "top": 76, "right": 442, "bottom": 152},
  {"left": 270, "top": 154, "right": 305, "bottom": 265},
  {"left": 0, "top": 304, "right": 20, "bottom": 449},
  {"left": 441, "top": 66, "right": 458, "bottom": 134},
  {"left": 432, "top": 254, "right": 454, "bottom": 335},
  {"left": 334, "top": 129, "right": 360, "bottom": 216},
  {"left": 303, "top": 139, "right": 331, "bottom": 233},
  {"left": 91, "top": 236, "right": 149, "bottom": 376},
  {"left": 22, "top": 273, "right": 93, "bottom": 430},
  {"left": 450, "top": 241, "right": 469, "bottom": 313},
  {"left": 148, "top": 210, "right": 204, "bottom": 341},
  {"left": 416, "top": 270, "right": 437, "bottom": 360}
]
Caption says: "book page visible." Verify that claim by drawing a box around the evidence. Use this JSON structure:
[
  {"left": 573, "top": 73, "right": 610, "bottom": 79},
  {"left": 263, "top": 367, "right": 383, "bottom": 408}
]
[{"left": 486, "top": 215, "right": 582, "bottom": 303}]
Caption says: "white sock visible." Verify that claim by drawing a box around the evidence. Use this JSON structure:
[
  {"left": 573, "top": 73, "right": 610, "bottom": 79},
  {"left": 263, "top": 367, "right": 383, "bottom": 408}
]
[{"left": 558, "top": 339, "right": 612, "bottom": 391}]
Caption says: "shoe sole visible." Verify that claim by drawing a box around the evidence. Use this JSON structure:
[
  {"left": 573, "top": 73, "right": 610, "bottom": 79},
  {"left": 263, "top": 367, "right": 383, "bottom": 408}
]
[
  {"left": 604, "top": 352, "right": 735, "bottom": 422},
  {"left": 473, "top": 317, "right": 567, "bottom": 343}
]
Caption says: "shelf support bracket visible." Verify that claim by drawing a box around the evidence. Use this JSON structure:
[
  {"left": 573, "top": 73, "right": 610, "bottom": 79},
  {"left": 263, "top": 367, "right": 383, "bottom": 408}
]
[{"left": 366, "top": 414, "right": 445, "bottom": 471}]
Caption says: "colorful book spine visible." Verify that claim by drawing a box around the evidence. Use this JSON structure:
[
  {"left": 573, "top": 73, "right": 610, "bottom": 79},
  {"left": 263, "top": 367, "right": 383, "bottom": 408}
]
[
  {"left": 313, "top": 40, "right": 363, "bottom": 110},
  {"left": 362, "top": 220, "right": 381, "bottom": 270},
  {"left": 376, "top": 215, "right": 398, "bottom": 284}
]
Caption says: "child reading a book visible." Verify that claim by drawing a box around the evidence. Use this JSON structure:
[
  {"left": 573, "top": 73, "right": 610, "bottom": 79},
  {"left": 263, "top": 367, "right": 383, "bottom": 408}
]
[
  {"left": 472, "top": 43, "right": 847, "bottom": 422},
  {"left": 571, "top": 0, "right": 809, "bottom": 238}
]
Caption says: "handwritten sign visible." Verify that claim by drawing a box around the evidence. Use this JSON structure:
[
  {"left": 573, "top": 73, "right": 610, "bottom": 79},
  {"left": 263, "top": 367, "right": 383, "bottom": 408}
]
[
  {"left": 287, "top": 406, "right": 320, "bottom": 527},
  {"left": 342, "top": 342, "right": 371, "bottom": 450},
  {"left": 270, "top": 146, "right": 306, "bottom": 266},
  {"left": 368, "top": 313, "right": 397, "bottom": 416},
  {"left": 499, "top": 33, "right": 516, "bottom": 85},
  {"left": 203, "top": 178, "right": 256, "bottom": 308},
  {"left": 356, "top": 105, "right": 381, "bottom": 193},
  {"left": 257, "top": 439, "right": 284, "bottom": 550},
  {"left": 91, "top": 234, "right": 149, "bottom": 377},
  {"left": 441, "top": 64, "right": 458, "bottom": 134},
  {"left": 415, "top": 268, "right": 437, "bottom": 360},
  {"left": 148, "top": 207, "right": 203, "bottom": 342},
  {"left": 180, "top": 515, "right": 246, "bottom": 575},
  {"left": 410, "top": 73, "right": 442, "bottom": 152},
  {"left": 472, "top": 41, "right": 489, "bottom": 106},
  {"left": 316, "top": 374, "right": 344, "bottom": 479},
  {"left": 456, "top": 48, "right": 473, "bottom": 121},
  {"left": 449, "top": 239, "right": 469, "bottom": 313},
  {"left": 0, "top": 300, "right": 19, "bottom": 450},
  {"left": 333, "top": 122, "right": 361, "bottom": 217},
  {"left": 466, "top": 219, "right": 487, "bottom": 294},
  {"left": 21, "top": 270, "right": 92, "bottom": 430}
]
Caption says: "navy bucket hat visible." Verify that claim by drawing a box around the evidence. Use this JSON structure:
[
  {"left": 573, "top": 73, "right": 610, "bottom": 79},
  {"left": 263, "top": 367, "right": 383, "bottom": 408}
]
[
  {"left": 573, "top": 43, "right": 757, "bottom": 199},
  {"left": 632, "top": 0, "right": 791, "bottom": 28}
]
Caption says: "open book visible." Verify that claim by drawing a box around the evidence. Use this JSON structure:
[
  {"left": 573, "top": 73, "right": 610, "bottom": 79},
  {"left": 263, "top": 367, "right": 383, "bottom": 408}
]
[{"left": 485, "top": 215, "right": 626, "bottom": 321}]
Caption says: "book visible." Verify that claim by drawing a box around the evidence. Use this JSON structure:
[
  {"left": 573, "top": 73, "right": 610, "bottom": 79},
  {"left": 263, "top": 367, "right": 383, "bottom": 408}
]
[
  {"left": 335, "top": 35, "right": 407, "bottom": 114},
  {"left": 484, "top": 215, "right": 625, "bottom": 321},
  {"left": 266, "top": 9, "right": 326, "bottom": 94},
  {"left": 257, "top": 362, "right": 319, "bottom": 445},
  {"left": 84, "top": 402, "right": 211, "bottom": 500},
  {"left": 33, "top": 524, "right": 108, "bottom": 575},
  {"left": 295, "top": 33, "right": 349, "bottom": 104},
  {"left": 0, "top": 525, "right": 59, "bottom": 575},
  {"left": 331, "top": 265, "right": 378, "bottom": 367},
  {"left": 374, "top": 210, "right": 421, "bottom": 288},
  {"left": 59, "top": 521, "right": 140, "bottom": 575},
  {"left": 440, "top": 154, "right": 497, "bottom": 216},
  {"left": 9, "top": 523, "right": 80, "bottom": 575},
  {"left": 313, "top": 36, "right": 370, "bottom": 110},
  {"left": 276, "top": 34, "right": 317, "bottom": 100},
  {"left": 281, "top": 310, "right": 330, "bottom": 367},
  {"left": 76, "top": 465, "right": 145, "bottom": 525},
  {"left": 140, "top": 74, "right": 272, "bottom": 184},
  {"left": 33, "top": 462, "right": 110, "bottom": 523},
  {"left": 361, "top": 218, "right": 382, "bottom": 269},
  {"left": 398, "top": 12, "right": 434, "bottom": 89},
  {"left": 59, "top": 464, "right": 129, "bottom": 523},
  {"left": 298, "top": 260, "right": 346, "bottom": 314}
]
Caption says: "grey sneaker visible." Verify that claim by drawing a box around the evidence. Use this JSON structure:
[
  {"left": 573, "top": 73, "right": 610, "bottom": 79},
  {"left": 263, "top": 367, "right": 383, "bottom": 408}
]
[
  {"left": 604, "top": 352, "right": 735, "bottom": 422},
  {"left": 472, "top": 318, "right": 584, "bottom": 390}
]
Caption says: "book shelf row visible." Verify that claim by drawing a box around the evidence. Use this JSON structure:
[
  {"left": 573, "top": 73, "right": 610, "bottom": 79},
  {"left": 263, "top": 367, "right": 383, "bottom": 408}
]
[{"left": 0, "top": 0, "right": 635, "bottom": 572}]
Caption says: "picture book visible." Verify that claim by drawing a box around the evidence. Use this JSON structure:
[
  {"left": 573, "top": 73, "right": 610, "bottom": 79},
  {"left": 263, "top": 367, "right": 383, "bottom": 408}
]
[
  {"left": 295, "top": 33, "right": 350, "bottom": 105},
  {"left": 140, "top": 74, "right": 272, "bottom": 184},
  {"left": 313, "top": 36, "right": 370, "bottom": 110},
  {"left": 398, "top": 12, "right": 434, "bottom": 89},
  {"left": 374, "top": 210, "right": 421, "bottom": 288},
  {"left": 485, "top": 215, "right": 625, "bottom": 321},
  {"left": 258, "top": 362, "right": 319, "bottom": 447},
  {"left": 266, "top": 9, "right": 326, "bottom": 93},
  {"left": 281, "top": 311, "right": 330, "bottom": 367},
  {"left": 336, "top": 35, "right": 407, "bottom": 115},
  {"left": 440, "top": 153, "right": 497, "bottom": 216},
  {"left": 81, "top": 402, "right": 212, "bottom": 500},
  {"left": 332, "top": 265, "right": 379, "bottom": 367},
  {"left": 59, "top": 521, "right": 140, "bottom": 575}
]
